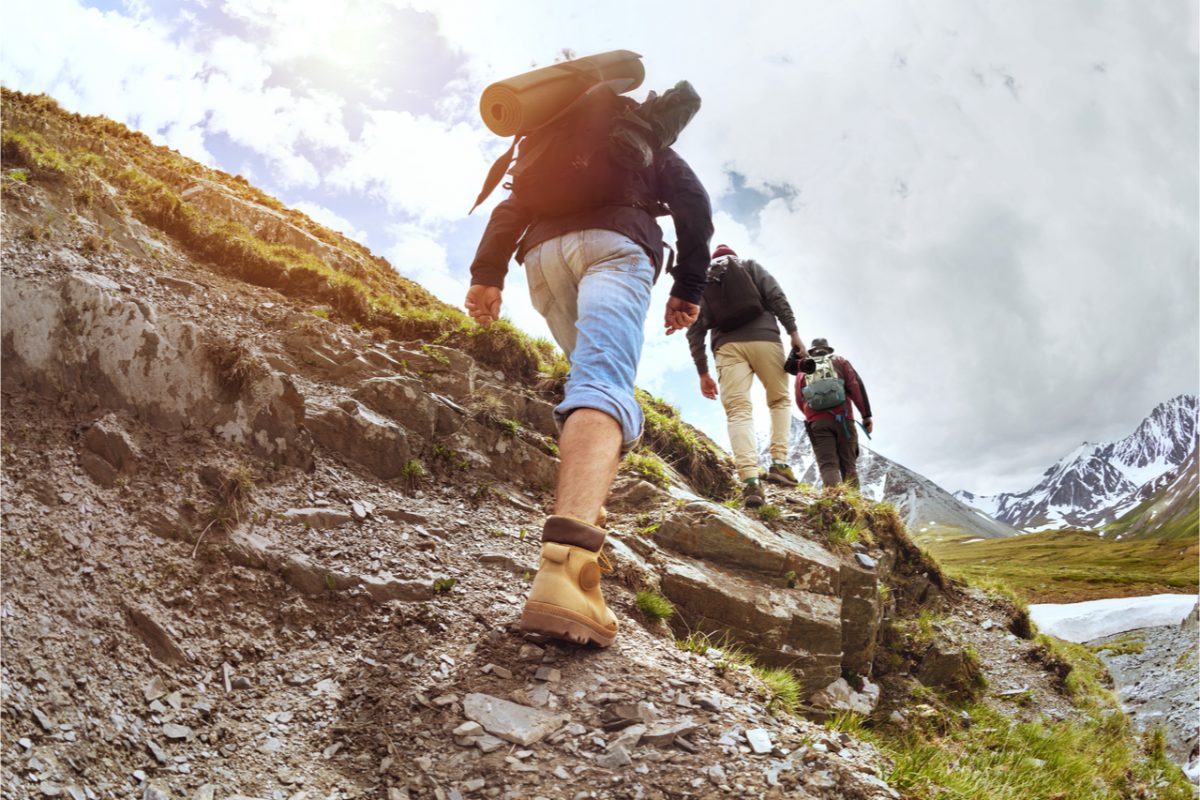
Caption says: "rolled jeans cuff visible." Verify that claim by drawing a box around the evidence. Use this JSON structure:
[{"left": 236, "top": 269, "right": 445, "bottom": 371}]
[{"left": 555, "top": 382, "right": 644, "bottom": 454}]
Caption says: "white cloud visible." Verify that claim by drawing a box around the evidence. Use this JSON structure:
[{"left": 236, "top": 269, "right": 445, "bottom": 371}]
[{"left": 290, "top": 201, "right": 369, "bottom": 243}]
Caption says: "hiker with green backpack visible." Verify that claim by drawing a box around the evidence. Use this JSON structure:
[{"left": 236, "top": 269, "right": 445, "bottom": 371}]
[
  {"left": 464, "top": 51, "right": 713, "bottom": 649},
  {"left": 793, "top": 338, "right": 874, "bottom": 489},
  {"left": 686, "top": 245, "right": 808, "bottom": 509}
]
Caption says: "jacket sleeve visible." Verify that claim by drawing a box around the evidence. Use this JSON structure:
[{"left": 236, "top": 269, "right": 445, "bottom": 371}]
[
  {"left": 838, "top": 358, "right": 872, "bottom": 420},
  {"left": 655, "top": 149, "right": 713, "bottom": 304},
  {"left": 746, "top": 260, "right": 797, "bottom": 334},
  {"left": 686, "top": 303, "right": 712, "bottom": 374},
  {"left": 469, "top": 195, "right": 533, "bottom": 290}
]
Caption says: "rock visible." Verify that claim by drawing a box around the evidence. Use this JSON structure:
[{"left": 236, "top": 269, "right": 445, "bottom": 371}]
[
  {"left": 475, "top": 735, "right": 505, "bottom": 754},
  {"left": 305, "top": 400, "right": 412, "bottom": 479},
  {"left": 809, "top": 677, "right": 880, "bottom": 715},
  {"left": 282, "top": 507, "right": 353, "bottom": 530},
  {"left": 193, "top": 786, "right": 216, "bottom": 800},
  {"left": 839, "top": 560, "right": 883, "bottom": 675},
  {"left": 980, "top": 619, "right": 996, "bottom": 631},
  {"left": 232, "top": 677, "right": 253, "bottom": 690},
  {"left": 608, "top": 479, "right": 670, "bottom": 512},
  {"left": 142, "top": 786, "right": 170, "bottom": 800},
  {"left": 146, "top": 740, "right": 168, "bottom": 764},
  {"left": 453, "top": 721, "right": 483, "bottom": 737},
  {"left": 610, "top": 723, "right": 646, "bottom": 751},
  {"left": 361, "top": 576, "right": 433, "bottom": 602},
  {"left": 746, "top": 728, "right": 773, "bottom": 755},
  {"left": 641, "top": 718, "right": 698, "bottom": 748},
  {"left": 596, "top": 745, "right": 632, "bottom": 769},
  {"left": 707, "top": 765, "right": 728, "bottom": 786},
  {"left": 479, "top": 553, "right": 536, "bottom": 576},
  {"left": 82, "top": 415, "right": 138, "bottom": 472},
  {"left": 352, "top": 376, "right": 438, "bottom": 437},
  {"left": 854, "top": 552, "right": 877, "bottom": 569},
  {"left": 462, "top": 693, "right": 567, "bottom": 746},
  {"left": 163, "top": 723, "right": 192, "bottom": 740},
  {"left": 917, "top": 641, "right": 972, "bottom": 691},
  {"left": 32, "top": 707, "right": 54, "bottom": 731},
  {"left": 533, "top": 667, "right": 561, "bottom": 683},
  {"left": 481, "top": 664, "right": 513, "bottom": 679},
  {"left": 518, "top": 645, "right": 544, "bottom": 662},
  {"left": 124, "top": 605, "right": 188, "bottom": 666},
  {"left": 377, "top": 508, "right": 430, "bottom": 525}
]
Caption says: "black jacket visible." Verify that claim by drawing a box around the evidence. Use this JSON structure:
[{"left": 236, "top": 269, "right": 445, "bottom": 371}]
[
  {"left": 468, "top": 148, "right": 713, "bottom": 304},
  {"left": 686, "top": 259, "right": 798, "bottom": 374}
]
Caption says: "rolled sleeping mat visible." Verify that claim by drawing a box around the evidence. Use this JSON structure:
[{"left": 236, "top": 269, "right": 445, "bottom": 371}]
[{"left": 480, "top": 49, "right": 645, "bottom": 137}]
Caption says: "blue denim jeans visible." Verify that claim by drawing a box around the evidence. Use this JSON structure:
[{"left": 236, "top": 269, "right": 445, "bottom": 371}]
[{"left": 524, "top": 229, "right": 655, "bottom": 450}]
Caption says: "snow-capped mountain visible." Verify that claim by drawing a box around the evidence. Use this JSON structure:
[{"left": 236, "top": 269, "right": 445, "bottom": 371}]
[
  {"left": 764, "top": 418, "right": 1017, "bottom": 539},
  {"left": 1108, "top": 445, "right": 1199, "bottom": 540},
  {"left": 955, "top": 394, "right": 1198, "bottom": 532}
]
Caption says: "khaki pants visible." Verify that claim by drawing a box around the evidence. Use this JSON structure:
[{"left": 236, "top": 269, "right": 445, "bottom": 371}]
[
  {"left": 807, "top": 416, "right": 860, "bottom": 488},
  {"left": 714, "top": 340, "right": 792, "bottom": 481}
]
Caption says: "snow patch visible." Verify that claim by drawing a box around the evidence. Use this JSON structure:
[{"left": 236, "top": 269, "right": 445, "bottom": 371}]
[{"left": 1029, "top": 594, "right": 1199, "bottom": 643}]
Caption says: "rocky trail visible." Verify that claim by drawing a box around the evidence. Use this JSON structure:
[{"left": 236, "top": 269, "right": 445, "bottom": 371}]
[{"left": 1, "top": 88, "right": 1190, "bottom": 800}]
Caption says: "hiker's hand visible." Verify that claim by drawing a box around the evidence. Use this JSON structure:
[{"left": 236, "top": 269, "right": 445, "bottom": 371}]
[
  {"left": 699, "top": 373, "right": 718, "bottom": 400},
  {"left": 789, "top": 331, "right": 808, "bottom": 358},
  {"left": 864, "top": 418, "right": 874, "bottom": 435},
  {"left": 664, "top": 297, "right": 700, "bottom": 334},
  {"left": 465, "top": 285, "right": 502, "bottom": 327}
]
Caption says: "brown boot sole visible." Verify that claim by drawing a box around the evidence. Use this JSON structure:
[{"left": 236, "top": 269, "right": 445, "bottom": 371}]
[
  {"left": 762, "top": 473, "right": 798, "bottom": 487},
  {"left": 520, "top": 601, "right": 617, "bottom": 648}
]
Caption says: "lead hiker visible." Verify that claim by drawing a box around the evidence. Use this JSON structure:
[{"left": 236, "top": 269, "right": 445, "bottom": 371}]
[
  {"left": 794, "top": 337, "right": 874, "bottom": 488},
  {"left": 465, "top": 52, "right": 713, "bottom": 648},
  {"left": 686, "top": 245, "right": 807, "bottom": 508}
]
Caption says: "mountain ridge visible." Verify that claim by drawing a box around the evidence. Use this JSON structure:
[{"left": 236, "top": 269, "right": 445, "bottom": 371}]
[{"left": 955, "top": 394, "right": 1198, "bottom": 532}]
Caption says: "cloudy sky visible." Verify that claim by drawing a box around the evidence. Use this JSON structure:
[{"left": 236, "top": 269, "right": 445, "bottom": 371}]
[{"left": 3, "top": 0, "right": 1197, "bottom": 494}]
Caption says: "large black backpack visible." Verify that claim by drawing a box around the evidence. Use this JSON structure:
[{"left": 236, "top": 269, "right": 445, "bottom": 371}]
[
  {"left": 508, "top": 87, "right": 638, "bottom": 217},
  {"left": 703, "top": 257, "right": 764, "bottom": 331}
]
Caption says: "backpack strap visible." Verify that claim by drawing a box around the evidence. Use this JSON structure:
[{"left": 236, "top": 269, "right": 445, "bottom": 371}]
[{"left": 470, "top": 137, "right": 521, "bottom": 214}]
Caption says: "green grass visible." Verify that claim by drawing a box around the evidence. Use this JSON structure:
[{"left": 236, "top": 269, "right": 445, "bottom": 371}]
[
  {"left": 1089, "top": 632, "right": 1146, "bottom": 657},
  {"left": 827, "top": 520, "right": 861, "bottom": 546},
  {"left": 400, "top": 459, "right": 426, "bottom": 494},
  {"left": 924, "top": 528, "right": 1198, "bottom": 603},
  {"left": 1104, "top": 491, "right": 1199, "bottom": 541},
  {"left": 622, "top": 451, "right": 669, "bottom": 488},
  {"left": 635, "top": 591, "right": 674, "bottom": 621},
  {"left": 753, "top": 665, "right": 801, "bottom": 714},
  {"left": 755, "top": 504, "right": 781, "bottom": 522},
  {"left": 636, "top": 389, "right": 734, "bottom": 500}
]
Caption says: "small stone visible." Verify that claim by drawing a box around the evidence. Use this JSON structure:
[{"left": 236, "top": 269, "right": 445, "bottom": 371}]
[
  {"left": 610, "top": 723, "right": 645, "bottom": 752},
  {"left": 32, "top": 708, "right": 54, "bottom": 731},
  {"left": 889, "top": 710, "right": 906, "bottom": 724},
  {"left": 163, "top": 724, "right": 191, "bottom": 740},
  {"left": 533, "top": 667, "right": 561, "bottom": 683},
  {"left": 146, "top": 740, "right": 168, "bottom": 764},
  {"left": 462, "top": 778, "right": 485, "bottom": 792},
  {"left": 193, "top": 785, "right": 216, "bottom": 800},
  {"left": 143, "top": 677, "right": 168, "bottom": 702},
  {"left": 980, "top": 619, "right": 996, "bottom": 631},
  {"left": 596, "top": 745, "right": 632, "bottom": 769},
  {"left": 433, "top": 694, "right": 459, "bottom": 707},
  {"left": 475, "top": 735, "right": 505, "bottom": 753},
  {"left": 746, "top": 728, "right": 772, "bottom": 754},
  {"left": 323, "top": 742, "right": 343, "bottom": 758},
  {"left": 453, "top": 721, "right": 483, "bottom": 737},
  {"left": 518, "top": 645, "right": 544, "bottom": 662},
  {"left": 708, "top": 765, "right": 728, "bottom": 786},
  {"left": 258, "top": 737, "right": 283, "bottom": 753},
  {"left": 553, "top": 766, "right": 571, "bottom": 780},
  {"left": 462, "top": 693, "right": 567, "bottom": 746},
  {"left": 19, "top": 737, "right": 33, "bottom": 750},
  {"left": 231, "top": 677, "right": 253, "bottom": 690}
]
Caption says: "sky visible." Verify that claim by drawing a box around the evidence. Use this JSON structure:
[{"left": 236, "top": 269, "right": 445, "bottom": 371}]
[{"left": 2, "top": 0, "right": 1197, "bottom": 494}]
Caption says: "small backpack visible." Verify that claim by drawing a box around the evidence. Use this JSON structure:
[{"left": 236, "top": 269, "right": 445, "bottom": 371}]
[
  {"left": 703, "top": 257, "right": 764, "bottom": 331},
  {"left": 802, "top": 355, "right": 847, "bottom": 411}
]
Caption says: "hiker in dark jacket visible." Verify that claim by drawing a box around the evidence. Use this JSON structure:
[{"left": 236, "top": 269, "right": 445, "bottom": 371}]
[
  {"left": 686, "top": 245, "right": 807, "bottom": 508},
  {"left": 466, "top": 136, "right": 713, "bottom": 649},
  {"left": 795, "top": 338, "right": 873, "bottom": 488}
]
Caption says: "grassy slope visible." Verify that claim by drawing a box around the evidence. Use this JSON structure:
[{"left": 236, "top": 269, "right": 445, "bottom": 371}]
[
  {"left": 923, "top": 528, "right": 1199, "bottom": 603},
  {"left": 0, "top": 88, "right": 735, "bottom": 499}
]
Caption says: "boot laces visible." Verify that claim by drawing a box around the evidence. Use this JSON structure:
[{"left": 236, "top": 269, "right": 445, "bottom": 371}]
[{"left": 598, "top": 550, "right": 615, "bottom": 575}]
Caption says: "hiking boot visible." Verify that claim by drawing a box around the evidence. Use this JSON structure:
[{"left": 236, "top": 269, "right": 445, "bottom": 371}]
[
  {"left": 520, "top": 516, "right": 618, "bottom": 648},
  {"left": 763, "top": 462, "right": 799, "bottom": 487},
  {"left": 742, "top": 479, "right": 765, "bottom": 509}
]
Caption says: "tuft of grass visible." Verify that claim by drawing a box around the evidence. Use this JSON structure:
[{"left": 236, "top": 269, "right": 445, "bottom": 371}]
[
  {"left": 635, "top": 591, "right": 674, "bottom": 622},
  {"left": 400, "top": 459, "right": 426, "bottom": 494},
  {"left": 753, "top": 665, "right": 801, "bottom": 715},
  {"left": 636, "top": 389, "right": 734, "bottom": 500},
  {"left": 756, "top": 504, "right": 782, "bottom": 522},
  {"left": 309, "top": 307, "right": 331, "bottom": 320},
  {"left": 432, "top": 577, "right": 457, "bottom": 594},
  {"left": 8, "top": 168, "right": 28, "bottom": 182},
  {"left": 828, "top": 520, "right": 861, "bottom": 546},
  {"left": 1089, "top": 632, "right": 1146, "bottom": 657},
  {"left": 622, "top": 451, "right": 669, "bottom": 488}
]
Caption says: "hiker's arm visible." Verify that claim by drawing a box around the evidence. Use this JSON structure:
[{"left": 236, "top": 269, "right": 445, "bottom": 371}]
[
  {"left": 686, "top": 306, "right": 711, "bottom": 375},
  {"left": 842, "top": 360, "right": 872, "bottom": 421},
  {"left": 469, "top": 196, "right": 532, "bottom": 291},
  {"left": 747, "top": 260, "right": 800, "bottom": 340},
  {"left": 656, "top": 149, "right": 713, "bottom": 304}
]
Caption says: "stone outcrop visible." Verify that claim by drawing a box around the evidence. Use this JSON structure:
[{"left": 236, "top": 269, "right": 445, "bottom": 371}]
[{"left": 1, "top": 271, "right": 312, "bottom": 468}]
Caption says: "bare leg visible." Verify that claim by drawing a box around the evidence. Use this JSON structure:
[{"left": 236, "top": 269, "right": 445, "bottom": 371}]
[{"left": 554, "top": 408, "right": 621, "bottom": 523}]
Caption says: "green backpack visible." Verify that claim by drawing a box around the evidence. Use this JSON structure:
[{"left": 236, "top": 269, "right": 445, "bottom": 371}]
[{"left": 802, "top": 355, "right": 846, "bottom": 411}]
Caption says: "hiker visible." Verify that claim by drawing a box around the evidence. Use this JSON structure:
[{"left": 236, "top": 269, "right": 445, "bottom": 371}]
[
  {"left": 686, "top": 245, "right": 807, "bottom": 509},
  {"left": 465, "top": 72, "right": 713, "bottom": 649},
  {"left": 794, "top": 338, "right": 873, "bottom": 488}
]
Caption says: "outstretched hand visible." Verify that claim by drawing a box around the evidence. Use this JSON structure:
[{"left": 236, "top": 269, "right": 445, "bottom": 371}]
[
  {"left": 465, "top": 284, "right": 502, "bottom": 327},
  {"left": 664, "top": 296, "right": 700, "bottom": 335}
]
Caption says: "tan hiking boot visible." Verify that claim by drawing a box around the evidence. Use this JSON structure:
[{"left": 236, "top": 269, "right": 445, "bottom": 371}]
[{"left": 520, "top": 516, "right": 618, "bottom": 647}]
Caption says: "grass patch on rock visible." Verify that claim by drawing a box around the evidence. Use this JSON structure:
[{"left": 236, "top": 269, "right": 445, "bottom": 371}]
[{"left": 635, "top": 590, "right": 674, "bottom": 622}]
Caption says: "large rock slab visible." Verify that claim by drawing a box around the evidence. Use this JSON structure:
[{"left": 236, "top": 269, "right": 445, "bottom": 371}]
[
  {"left": 305, "top": 399, "right": 411, "bottom": 479},
  {"left": 352, "top": 375, "right": 438, "bottom": 437},
  {"left": 660, "top": 555, "right": 842, "bottom": 687},
  {"left": 1, "top": 272, "right": 312, "bottom": 468},
  {"left": 462, "top": 693, "right": 567, "bottom": 746},
  {"left": 655, "top": 501, "right": 841, "bottom": 593},
  {"left": 839, "top": 561, "right": 883, "bottom": 674}
]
